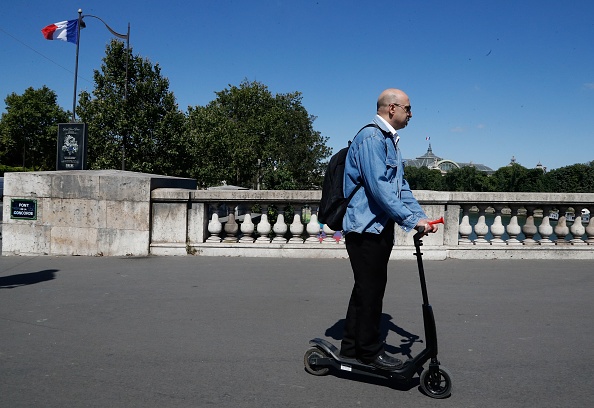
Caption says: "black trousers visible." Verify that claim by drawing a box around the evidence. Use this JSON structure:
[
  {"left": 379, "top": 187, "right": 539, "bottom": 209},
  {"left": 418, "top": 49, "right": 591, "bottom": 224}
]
[{"left": 340, "top": 221, "right": 395, "bottom": 362}]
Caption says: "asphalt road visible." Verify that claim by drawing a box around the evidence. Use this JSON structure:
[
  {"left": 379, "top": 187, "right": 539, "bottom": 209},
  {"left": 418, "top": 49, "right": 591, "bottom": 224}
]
[{"left": 1, "top": 255, "right": 593, "bottom": 407}]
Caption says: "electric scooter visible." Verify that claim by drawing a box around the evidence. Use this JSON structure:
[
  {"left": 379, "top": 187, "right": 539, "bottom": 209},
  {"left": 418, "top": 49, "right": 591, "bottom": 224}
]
[{"left": 304, "top": 217, "right": 452, "bottom": 399}]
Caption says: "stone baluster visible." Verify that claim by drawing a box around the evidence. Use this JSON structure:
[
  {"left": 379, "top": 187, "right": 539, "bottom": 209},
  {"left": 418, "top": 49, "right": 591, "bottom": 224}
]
[
  {"left": 239, "top": 213, "right": 255, "bottom": 243},
  {"left": 223, "top": 212, "right": 239, "bottom": 243},
  {"left": 522, "top": 206, "right": 538, "bottom": 246},
  {"left": 490, "top": 205, "right": 506, "bottom": 245},
  {"left": 289, "top": 213, "right": 305, "bottom": 243},
  {"left": 506, "top": 206, "right": 523, "bottom": 245},
  {"left": 256, "top": 206, "right": 271, "bottom": 243},
  {"left": 272, "top": 212, "right": 288, "bottom": 243},
  {"left": 473, "top": 206, "right": 490, "bottom": 245},
  {"left": 554, "top": 215, "right": 570, "bottom": 245},
  {"left": 538, "top": 206, "right": 555, "bottom": 245},
  {"left": 305, "top": 213, "right": 321, "bottom": 243},
  {"left": 207, "top": 212, "right": 223, "bottom": 242},
  {"left": 458, "top": 205, "right": 473, "bottom": 245},
  {"left": 570, "top": 214, "right": 586, "bottom": 245}
]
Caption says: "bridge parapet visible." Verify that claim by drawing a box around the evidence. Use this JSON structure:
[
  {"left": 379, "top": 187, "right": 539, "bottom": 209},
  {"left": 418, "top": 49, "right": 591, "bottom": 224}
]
[{"left": 150, "top": 189, "right": 594, "bottom": 259}]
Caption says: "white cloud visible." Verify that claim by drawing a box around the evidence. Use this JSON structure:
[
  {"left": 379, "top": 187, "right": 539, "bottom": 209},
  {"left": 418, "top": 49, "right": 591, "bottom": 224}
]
[
  {"left": 584, "top": 83, "right": 594, "bottom": 90},
  {"left": 450, "top": 126, "right": 465, "bottom": 133}
]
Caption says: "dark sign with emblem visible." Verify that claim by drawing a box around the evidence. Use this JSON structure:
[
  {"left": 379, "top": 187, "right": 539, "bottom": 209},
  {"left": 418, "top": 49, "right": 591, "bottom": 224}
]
[
  {"left": 11, "top": 199, "right": 38, "bottom": 220},
  {"left": 57, "top": 123, "right": 88, "bottom": 170}
]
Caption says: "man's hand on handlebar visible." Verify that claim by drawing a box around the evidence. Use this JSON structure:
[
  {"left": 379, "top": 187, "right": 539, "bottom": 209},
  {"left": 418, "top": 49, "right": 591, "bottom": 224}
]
[
  {"left": 415, "top": 219, "right": 439, "bottom": 234},
  {"left": 415, "top": 217, "right": 443, "bottom": 234}
]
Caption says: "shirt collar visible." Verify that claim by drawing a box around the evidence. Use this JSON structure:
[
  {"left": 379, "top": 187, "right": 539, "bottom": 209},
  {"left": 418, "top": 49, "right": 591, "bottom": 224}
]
[{"left": 375, "top": 114, "right": 400, "bottom": 145}]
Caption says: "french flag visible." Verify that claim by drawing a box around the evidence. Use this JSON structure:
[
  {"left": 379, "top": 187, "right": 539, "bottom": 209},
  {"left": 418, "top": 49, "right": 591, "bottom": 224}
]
[{"left": 41, "top": 19, "right": 79, "bottom": 44}]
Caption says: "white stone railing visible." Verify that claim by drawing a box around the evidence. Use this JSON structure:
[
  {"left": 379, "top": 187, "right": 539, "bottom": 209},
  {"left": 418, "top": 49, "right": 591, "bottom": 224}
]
[{"left": 150, "top": 189, "right": 594, "bottom": 259}]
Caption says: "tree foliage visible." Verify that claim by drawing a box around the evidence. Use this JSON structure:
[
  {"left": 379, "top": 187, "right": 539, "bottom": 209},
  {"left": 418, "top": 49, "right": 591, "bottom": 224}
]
[
  {"left": 404, "top": 166, "right": 445, "bottom": 190},
  {"left": 77, "top": 40, "right": 189, "bottom": 175},
  {"left": 0, "top": 86, "right": 69, "bottom": 170},
  {"left": 403, "top": 161, "right": 594, "bottom": 193},
  {"left": 544, "top": 162, "right": 594, "bottom": 193},
  {"left": 443, "top": 166, "right": 493, "bottom": 192},
  {"left": 186, "top": 80, "right": 331, "bottom": 189},
  {"left": 490, "top": 163, "right": 546, "bottom": 192}
]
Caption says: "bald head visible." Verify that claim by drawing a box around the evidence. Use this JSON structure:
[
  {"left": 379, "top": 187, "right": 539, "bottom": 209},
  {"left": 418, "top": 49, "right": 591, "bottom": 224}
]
[
  {"left": 377, "top": 89, "right": 407, "bottom": 112},
  {"left": 376, "top": 88, "right": 412, "bottom": 130}
]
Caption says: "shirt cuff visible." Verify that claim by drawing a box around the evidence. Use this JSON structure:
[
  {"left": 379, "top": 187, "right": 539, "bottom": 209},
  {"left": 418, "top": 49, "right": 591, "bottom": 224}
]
[{"left": 400, "top": 213, "right": 421, "bottom": 233}]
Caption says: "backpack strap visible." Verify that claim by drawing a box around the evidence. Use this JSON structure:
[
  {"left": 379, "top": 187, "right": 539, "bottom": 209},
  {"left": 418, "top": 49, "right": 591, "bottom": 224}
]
[{"left": 346, "top": 123, "right": 390, "bottom": 198}]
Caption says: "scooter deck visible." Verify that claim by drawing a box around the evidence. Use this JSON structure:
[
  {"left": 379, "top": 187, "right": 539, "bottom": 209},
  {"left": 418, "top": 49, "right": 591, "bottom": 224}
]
[{"left": 309, "top": 338, "right": 415, "bottom": 381}]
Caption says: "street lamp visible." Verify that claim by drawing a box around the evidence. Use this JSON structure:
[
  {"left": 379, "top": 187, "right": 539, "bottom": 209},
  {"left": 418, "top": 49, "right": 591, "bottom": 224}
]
[{"left": 72, "top": 9, "right": 130, "bottom": 170}]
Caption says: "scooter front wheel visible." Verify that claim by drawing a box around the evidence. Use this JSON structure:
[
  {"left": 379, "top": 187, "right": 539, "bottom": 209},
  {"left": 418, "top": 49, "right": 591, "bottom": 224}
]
[
  {"left": 419, "top": 365, "right": 452, "bottom": 399},
  {"left": 304, "top": 347, "right": 330, "bottom": 376}
]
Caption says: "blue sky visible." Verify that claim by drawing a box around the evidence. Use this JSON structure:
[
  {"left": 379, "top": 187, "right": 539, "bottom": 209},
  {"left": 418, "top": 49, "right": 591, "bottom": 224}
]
[{"left": 1, "top": 0, "right": 593, "bottom": 171}]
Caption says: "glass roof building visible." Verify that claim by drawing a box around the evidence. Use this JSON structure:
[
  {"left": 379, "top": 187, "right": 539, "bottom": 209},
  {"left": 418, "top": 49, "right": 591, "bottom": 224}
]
[{"left": 405, "top": 144, "right": 495, "bottom": 174}]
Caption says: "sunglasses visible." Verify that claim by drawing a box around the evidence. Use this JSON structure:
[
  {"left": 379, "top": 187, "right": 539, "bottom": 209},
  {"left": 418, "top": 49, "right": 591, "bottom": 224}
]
[{"left": 391, "top": 103, "right": 412, "bottom": 114}]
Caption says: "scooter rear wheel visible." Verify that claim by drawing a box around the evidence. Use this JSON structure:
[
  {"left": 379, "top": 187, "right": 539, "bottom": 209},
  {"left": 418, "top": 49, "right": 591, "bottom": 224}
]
[
  {"left": 304, "top": 347, "right": 330, "bottom": 376},
  {"left": 419, "top": 365, "right": 452, "bottom": 399}
]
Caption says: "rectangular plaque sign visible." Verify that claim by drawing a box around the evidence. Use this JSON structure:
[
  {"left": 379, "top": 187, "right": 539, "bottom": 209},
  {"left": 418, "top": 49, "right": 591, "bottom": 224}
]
[
  {"left": 10, "top": 199, "right": 38, "bottom": 220},
  {"left": 57, "top": 123, "right": 88, "bottom": 170}
]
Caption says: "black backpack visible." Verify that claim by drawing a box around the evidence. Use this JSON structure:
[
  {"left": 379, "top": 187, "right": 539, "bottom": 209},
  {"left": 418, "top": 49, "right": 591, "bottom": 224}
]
[{"left": 318, "top": 124, "right": 380, "bottom": 231}]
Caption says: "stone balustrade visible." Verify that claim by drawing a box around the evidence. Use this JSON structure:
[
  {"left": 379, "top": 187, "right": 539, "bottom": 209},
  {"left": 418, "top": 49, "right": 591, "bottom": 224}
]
[
  {"left": 150, "top": 189, "right": 594, "bottom": 260},
  {"left": 5, "top": 170, "right": 592, "bottom": 259}
]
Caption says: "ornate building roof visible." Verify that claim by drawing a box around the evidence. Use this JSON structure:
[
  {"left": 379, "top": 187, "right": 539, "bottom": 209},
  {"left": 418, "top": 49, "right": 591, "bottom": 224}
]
[{"left": 405, "top": 144, "right": 495, "bottom": 174}]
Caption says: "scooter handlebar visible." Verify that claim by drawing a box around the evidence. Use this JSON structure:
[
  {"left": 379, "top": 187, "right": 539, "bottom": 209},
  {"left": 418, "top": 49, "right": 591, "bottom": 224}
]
[
  {"left": 428, "top": 217, "right": 444, "bottom": 226},
  {"left": 413, "top": 217, "right": 444, "bottom": 241}
]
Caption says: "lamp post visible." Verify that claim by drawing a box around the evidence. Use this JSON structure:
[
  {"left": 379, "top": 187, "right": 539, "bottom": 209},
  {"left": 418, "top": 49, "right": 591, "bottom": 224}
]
[
  {"left": 72, "top": 10, "right": 130, "bottom": 169},
  {"left": 72, "top": 9, "right": 83, "bottom": 122}
]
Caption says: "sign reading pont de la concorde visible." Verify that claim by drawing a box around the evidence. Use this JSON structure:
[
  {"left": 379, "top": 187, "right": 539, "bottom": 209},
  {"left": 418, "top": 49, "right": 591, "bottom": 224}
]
[{"left": 57, "top": 123, "right": 88, "bottom": 170}]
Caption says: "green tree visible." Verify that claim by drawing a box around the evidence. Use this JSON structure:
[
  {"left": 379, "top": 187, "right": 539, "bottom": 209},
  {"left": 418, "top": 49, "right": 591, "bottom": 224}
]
[
  {"left": 490, "top": 163, "right": 546, "bottom": 192},
  {"left": 444, "top": 165, "right": 493, "bottom": 192},
  {"left": 544, "top": 162, "right": 594, "bottom": 192},
  {"left": 186, "top": 80, "right": 331, "bottom": 189},
  {"left": 77, "top": 40, "right": 189, "bottom": 175},
  {"left": 0, "top": 86, "right": 69, "bottom": 170},
  {"left": 404, "top": 166, "right": 445, "bottom": 190}
]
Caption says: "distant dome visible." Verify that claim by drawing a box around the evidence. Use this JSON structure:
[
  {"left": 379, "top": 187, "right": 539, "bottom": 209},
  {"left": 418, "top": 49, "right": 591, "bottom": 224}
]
[{"left": 405, "top": 144, "right": 494, "bottom": 174}]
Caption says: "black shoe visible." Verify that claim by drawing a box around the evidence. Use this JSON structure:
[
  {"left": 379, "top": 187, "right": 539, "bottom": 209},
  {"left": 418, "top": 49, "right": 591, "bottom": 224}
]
[{"left": 361, "top": 352, "right": 403, "bottom": 371}]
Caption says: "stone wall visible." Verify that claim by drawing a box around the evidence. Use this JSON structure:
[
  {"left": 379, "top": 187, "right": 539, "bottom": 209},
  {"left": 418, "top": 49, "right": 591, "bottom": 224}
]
[{"left": 2, "top": 170, "right": 196, "bottom": 256}]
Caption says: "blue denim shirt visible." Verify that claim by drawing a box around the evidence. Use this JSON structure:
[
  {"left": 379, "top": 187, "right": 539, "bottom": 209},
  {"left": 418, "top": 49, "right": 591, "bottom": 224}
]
[{"left": 342, "top": 116, "right": 427, "bottom": 234}]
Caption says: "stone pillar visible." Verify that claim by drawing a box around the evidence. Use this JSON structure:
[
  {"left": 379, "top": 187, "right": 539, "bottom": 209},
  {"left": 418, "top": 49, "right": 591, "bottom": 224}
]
[
  {"left": 151, "top": 199, "right": 189, "bottom": 255},
  {"left": 187, "top": 201, "right": 208, "bottom": 244}
]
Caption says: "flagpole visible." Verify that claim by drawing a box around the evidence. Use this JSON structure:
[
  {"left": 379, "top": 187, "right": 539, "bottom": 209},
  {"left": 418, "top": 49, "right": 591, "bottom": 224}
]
[{"left": 72, "top": 9, "right": 83, "bottom": 122}]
